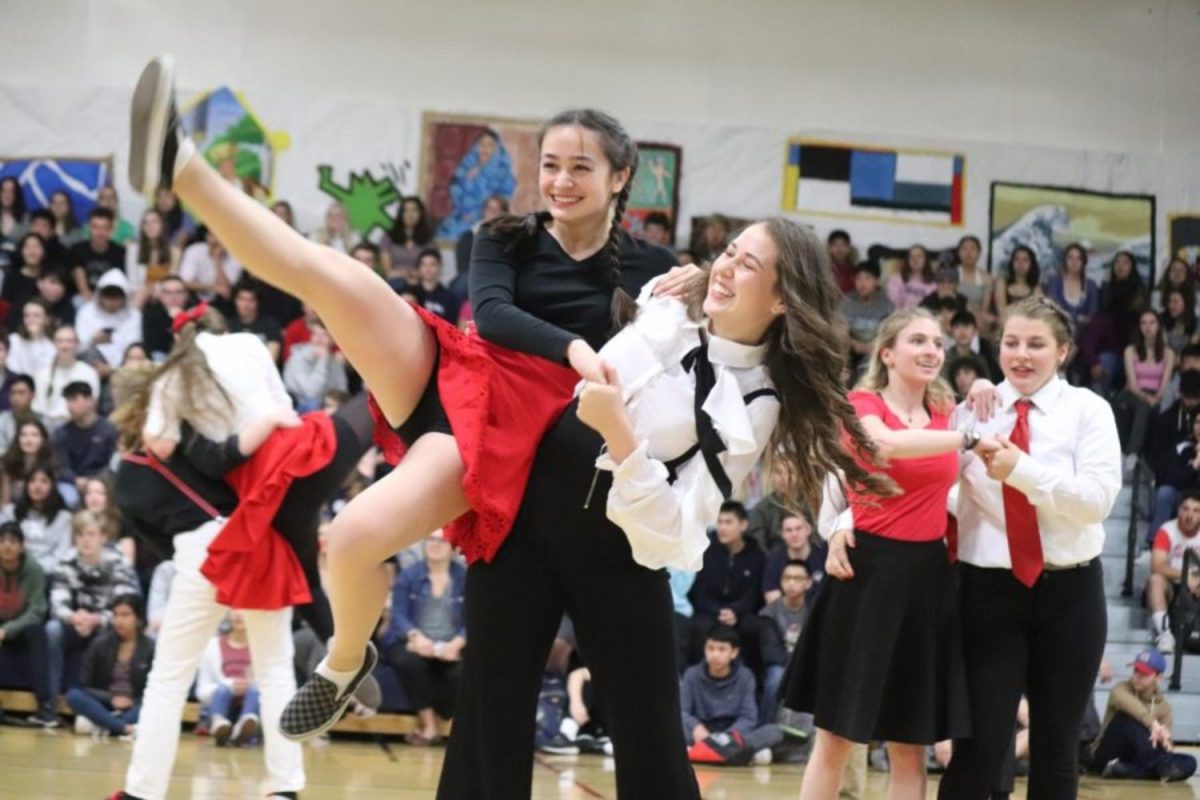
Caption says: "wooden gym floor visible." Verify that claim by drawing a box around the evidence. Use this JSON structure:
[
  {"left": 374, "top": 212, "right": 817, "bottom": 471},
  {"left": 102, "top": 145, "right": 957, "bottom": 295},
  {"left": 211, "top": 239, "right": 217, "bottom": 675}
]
[{"left": 1, "top": 726, "right": 1198, "bottom": 799}]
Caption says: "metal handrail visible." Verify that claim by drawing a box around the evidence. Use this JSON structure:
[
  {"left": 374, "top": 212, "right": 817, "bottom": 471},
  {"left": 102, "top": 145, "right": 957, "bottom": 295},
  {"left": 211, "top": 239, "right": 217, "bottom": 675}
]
[
  {"left": 1169, "top": 547, "right": 1199, "bottom": 692},
  {"left": 1123, "top": 459, "right": 1149, "bottom": 597}
]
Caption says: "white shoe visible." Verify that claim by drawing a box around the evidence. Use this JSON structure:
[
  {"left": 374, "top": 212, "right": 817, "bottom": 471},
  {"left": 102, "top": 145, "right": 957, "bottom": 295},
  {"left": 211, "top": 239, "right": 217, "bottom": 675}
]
[
  {"left": 74, "top": 716, "right": 96, "bottom": 736},
  {"left": 752, "top": 748, "right": 773, "bottom": 765},
  {"left": 232, "top": 713, "right": 259, "bottom": 745},
  {"left": 1156, "top": 628, "right": 1176, "bottom": 654},
  {"left": 211, "top": 714, "right": 233, "bottom": 745}
]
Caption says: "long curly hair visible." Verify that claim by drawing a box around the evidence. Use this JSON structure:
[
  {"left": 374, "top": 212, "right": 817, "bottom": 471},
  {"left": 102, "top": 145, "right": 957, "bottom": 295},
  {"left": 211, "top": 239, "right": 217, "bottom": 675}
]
[
  {"left": 685, "top": 217, "right": 893, "bottom": 513},
  {"left": 111, "top": 306, "right": 233, "bottom": 451}
]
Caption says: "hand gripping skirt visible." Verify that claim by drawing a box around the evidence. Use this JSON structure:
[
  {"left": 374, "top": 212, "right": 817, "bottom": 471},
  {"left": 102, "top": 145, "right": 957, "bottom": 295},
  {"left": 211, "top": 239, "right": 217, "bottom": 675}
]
[
  {"left": 782, "top": 529, "right": 971, "bottom": 745},
  {"left": 370, "top": 304, "right": 580, "bottom": 564}
]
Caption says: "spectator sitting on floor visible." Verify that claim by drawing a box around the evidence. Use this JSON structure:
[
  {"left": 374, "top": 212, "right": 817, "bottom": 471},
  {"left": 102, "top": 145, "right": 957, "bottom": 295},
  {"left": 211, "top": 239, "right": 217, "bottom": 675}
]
[
  {"left": 1147, "top": 489, "right": 1200, "bottom": 653},
  {"left": 688, "top": 502, "right": 768, "bottom": 670},
  {"left": 196, "top": 611, "right": 261, "bottom": 746},
  {"left": 0, "top": 520, "right": 55, "bottom": 726},
  {"left": 762, "top": 512, "right": 825, "bottom": 606},
  {"left": 66, "top": 593, "right": 153, "bottom": 740},
  {"left": 45, "top": 510, "right": 140, "bottom": 704},
  {"left": 380, "top": 530, "right": 466, "bottom": 746},
  {"left": 758, "top": 559, "right": 813, "bottom": 728},
  {"left": 1088, "top": 648, "right": 1196, "bottom": 782},
  {"left": 538, "top": 666, "right": 613, "bottom": 756},
  {"left": 51, "top": 381, "right": 118, "bottom": 497},
  {"left": 0, "top": 374, "right": 38, "bottom": 453},
  {"left": 681, "top": 625, "right": 783, "bottom": 766}
]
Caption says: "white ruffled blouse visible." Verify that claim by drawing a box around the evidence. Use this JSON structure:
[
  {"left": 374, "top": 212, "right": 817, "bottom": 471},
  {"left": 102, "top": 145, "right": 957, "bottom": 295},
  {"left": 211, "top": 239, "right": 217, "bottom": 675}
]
[{"left": 588, "top": 277, "right": 779, "bottom": 572}]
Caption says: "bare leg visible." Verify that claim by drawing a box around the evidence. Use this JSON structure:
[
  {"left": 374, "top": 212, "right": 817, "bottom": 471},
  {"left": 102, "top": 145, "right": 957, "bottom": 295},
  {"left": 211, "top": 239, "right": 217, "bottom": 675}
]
[
  {"left": 800, "top": 728, "right": 856, "bottom": 800},
  {"left": 323, "top": 433, "right": 470, "bottom": 672},
  {"left": 885, "top": 742, "right": 927, "bottom": 800},
  {"left": 173, "top": 155, "right": 431, "bottom": 425}
]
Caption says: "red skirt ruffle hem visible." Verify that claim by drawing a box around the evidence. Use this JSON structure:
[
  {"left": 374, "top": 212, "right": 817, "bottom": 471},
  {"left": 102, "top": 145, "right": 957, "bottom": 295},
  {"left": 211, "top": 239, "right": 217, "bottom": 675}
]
[
  {"left": 200, "top": 411, "right": 337, "bottom": 610},
  {"left": 371, "top": 305, "right": 579, "bottom": 564}
]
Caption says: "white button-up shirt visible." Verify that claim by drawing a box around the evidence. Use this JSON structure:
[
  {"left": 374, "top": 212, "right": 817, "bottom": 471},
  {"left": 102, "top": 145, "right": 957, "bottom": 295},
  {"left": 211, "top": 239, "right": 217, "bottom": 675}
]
[
  {"left": 953, "top": 376, "right": 1121, "bottom": 568},
  {"left": 592, "top": 278, "right": 779, "bottom": 573}
]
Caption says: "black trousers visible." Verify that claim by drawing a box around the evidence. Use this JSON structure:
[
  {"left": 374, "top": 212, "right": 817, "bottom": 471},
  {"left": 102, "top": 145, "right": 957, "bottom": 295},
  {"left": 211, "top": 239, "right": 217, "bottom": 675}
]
[
  {"left": 939, "top": 560, "right": 1107, "bottom": 800},
  {"left": 385, "top": 644, "right": 461, "bottom": 719},
  {"left": 271, "top": 394, "right": 373, "bottom": 642},
  {"left": 1088, "top": 712, "right": 1195, "bottom": 778},
  {"left": 438, "top": 406, "right": 699, "bottom": 800}
]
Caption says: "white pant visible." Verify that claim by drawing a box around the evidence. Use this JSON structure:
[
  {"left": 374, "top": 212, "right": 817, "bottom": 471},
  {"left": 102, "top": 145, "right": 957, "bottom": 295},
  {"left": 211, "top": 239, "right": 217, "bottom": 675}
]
[{"left": 125, "top": 521, "right": 304, "bottom": 799}]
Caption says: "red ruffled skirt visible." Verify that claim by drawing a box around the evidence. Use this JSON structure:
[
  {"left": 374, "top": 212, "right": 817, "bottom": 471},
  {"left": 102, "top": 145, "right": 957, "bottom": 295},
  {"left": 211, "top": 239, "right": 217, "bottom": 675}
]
[{"left": 371, "top": 305, "right": 580, "bottom": 563}]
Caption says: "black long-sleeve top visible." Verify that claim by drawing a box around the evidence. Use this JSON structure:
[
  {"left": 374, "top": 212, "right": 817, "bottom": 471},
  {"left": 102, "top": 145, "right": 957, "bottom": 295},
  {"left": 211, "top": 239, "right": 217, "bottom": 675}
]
[
  {"left": 469, "top": 226, "right": 675, "bottom": 363},
  {"left": 113, "top": 424, "right": 247, "bottom": 560},
  {"left": 78, "top": 631, "right": 155, "bottom": 705}
]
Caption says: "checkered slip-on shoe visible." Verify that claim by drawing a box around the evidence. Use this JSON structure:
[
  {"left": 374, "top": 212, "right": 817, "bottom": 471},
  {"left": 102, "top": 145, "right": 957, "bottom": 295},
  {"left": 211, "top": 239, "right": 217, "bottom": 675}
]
[
  {"left": 129, "top": 55, "right": 186, "bottom": 196},
  {"left": 279, "top": 641, "right": 378, "bottom": 741}
]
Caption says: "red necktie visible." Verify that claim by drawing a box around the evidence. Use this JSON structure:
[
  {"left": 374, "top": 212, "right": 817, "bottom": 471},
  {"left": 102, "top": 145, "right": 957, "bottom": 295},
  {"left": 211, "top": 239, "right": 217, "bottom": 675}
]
[{"left": 1003, "top": 399, "right": 1044, "bottom": 587}]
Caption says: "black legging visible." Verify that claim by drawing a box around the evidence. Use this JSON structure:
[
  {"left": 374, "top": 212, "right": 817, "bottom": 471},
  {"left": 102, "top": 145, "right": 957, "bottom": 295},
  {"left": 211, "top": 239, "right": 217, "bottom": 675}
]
[
  {"left": 271, "top": 393, "right": 373, "bottom": 642},
  {"left": 437, "top": 403, "right": 699, "bottom": 799}
]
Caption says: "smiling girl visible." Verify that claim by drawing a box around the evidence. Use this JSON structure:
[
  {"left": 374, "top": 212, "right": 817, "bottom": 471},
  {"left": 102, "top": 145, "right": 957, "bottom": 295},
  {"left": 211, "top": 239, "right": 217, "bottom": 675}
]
[{"left": 939, "top": 295, "right": 1121, "bottom": 798}]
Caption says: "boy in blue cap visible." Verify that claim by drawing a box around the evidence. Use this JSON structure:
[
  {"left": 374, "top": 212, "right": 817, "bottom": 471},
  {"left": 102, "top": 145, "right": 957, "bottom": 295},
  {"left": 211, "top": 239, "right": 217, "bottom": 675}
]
[{"left": 1089, "top": 648, "right": 1196, "bottom": 781}]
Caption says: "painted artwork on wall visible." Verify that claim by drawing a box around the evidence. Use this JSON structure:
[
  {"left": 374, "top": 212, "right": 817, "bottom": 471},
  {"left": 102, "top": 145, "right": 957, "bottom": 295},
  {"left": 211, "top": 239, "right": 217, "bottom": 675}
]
[
  {"left": 1168, "top": 214, "right": 1200, "bottom": 267},
  {"left": 419, "top": 112, "right": 543, "bottom": 242},
  {"left": 782, "top": 139, "right": 964, "bottom": 226},
  {"left": 0, "top": 156, "right": 113, "bottom": 219},
  {"left": 988, "top": 182, "right": 1156, "bottom": 285},
  {"left": 316, "top": 164, "right": 404, "bottom": 238},
  {"left": 623, "top": 143, "right": 682, "bottom": 244},
  {"left": 179, "top": 86, "right": 291, "bottom": 203}
]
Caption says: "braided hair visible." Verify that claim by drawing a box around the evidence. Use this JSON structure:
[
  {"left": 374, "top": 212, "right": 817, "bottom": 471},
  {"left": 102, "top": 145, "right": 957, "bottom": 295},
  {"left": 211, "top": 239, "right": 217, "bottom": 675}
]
[{"left": 486, "top": 109, "right": 640, "bottom": 331}]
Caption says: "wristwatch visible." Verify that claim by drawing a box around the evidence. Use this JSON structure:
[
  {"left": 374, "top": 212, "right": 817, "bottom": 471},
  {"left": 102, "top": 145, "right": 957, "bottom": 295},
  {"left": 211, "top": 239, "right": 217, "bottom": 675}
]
[{"left": 961, "top": 430, "right": 982, "bottom": 451}]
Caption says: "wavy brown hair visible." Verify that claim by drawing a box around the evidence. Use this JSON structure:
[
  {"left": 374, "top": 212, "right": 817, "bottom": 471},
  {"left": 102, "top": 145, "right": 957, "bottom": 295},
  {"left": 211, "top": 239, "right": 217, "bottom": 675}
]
[
  {"left": 111, "top": 306, "right": 233, "bottom": 451},
  {"left": 686, "top": 217, "right": 892, "bottom": 512}
]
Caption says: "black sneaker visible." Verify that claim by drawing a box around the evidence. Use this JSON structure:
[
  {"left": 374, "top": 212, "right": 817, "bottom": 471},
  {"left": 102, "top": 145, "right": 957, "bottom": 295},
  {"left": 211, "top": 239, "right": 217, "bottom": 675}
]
[
  {"left": 129, "top": 55, "right": 187, "bottom": 195},
  {"left": 280, "top": 641, "right": 378, "bottom": 742},
  {"left": 538, "top": 732, "right": 580, "bottom": 755},
  {"left": 32, "top": 708, "right": 62, "bottom": 729}
]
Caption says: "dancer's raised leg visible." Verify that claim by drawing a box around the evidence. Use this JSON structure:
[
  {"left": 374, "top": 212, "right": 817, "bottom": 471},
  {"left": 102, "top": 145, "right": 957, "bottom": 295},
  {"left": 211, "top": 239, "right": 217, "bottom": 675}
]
[{"left": 132, "top": 56, "right": 431, "bottom": 426}]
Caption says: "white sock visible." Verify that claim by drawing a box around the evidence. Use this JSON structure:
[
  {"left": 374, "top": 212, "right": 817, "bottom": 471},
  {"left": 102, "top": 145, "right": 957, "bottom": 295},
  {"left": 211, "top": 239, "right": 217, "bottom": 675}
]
[
  {"left": 173, "top": 136, "right": 197, "bottom": 180},
  {"left": 1151, "top": 611, "right": 1167, "bottom": 632},
  {"left": 315, "top": 656, "right": 359, "bottom": 694},
  {"left": 559, "top": 717, "right": 579, "bottom": 740}
]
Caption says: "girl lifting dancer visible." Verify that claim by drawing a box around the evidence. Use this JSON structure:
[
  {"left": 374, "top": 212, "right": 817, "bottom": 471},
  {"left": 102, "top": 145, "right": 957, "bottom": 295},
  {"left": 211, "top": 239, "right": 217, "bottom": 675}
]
[{"left": 129, "top": 55, "right": 685, "bottom": 740}]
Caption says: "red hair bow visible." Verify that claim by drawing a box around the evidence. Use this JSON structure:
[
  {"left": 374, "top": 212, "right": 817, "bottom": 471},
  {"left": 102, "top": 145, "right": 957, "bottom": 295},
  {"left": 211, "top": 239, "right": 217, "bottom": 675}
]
[{"left": 171, "top": 301, "right": 210, "bottom": 334}]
